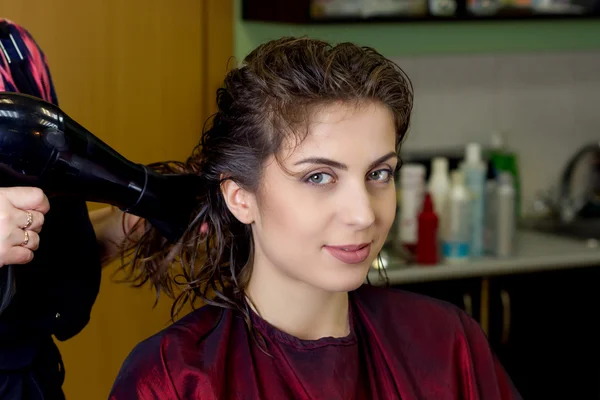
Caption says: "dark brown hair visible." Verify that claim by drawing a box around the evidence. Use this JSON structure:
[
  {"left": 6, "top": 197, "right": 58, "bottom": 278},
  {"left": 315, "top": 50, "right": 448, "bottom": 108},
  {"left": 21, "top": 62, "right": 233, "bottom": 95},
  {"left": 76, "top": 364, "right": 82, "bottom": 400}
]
[{"left": 119, "top": 37, "right": 413, "bottom": 325}]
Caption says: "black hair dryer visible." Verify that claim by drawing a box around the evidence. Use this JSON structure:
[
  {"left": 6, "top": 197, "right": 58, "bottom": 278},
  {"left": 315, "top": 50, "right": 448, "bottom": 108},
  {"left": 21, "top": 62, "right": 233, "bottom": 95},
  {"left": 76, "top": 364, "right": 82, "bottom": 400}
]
[{"left": 0, "top": 92, "right": 201, "bottom": 242}]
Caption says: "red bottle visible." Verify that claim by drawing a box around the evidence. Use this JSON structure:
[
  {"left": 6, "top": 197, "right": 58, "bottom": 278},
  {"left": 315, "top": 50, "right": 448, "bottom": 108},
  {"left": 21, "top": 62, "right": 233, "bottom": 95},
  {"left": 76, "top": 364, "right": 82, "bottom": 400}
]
[{"left": 416, "top": 193, "right": 439, "bottom": 265}]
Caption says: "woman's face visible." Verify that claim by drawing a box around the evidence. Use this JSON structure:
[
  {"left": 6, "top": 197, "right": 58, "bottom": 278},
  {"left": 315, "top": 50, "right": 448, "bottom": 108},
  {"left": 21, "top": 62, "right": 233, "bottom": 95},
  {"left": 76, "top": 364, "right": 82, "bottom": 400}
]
[{"left": 246, "top": 101, "right": 398, "bottom": 294}]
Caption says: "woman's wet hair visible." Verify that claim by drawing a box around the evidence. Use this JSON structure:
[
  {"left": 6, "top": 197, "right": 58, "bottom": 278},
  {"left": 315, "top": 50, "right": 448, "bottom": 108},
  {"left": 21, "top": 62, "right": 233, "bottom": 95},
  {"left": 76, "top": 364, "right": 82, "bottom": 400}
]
[{"left": 118, "top": 36, "right": 414, "bottom": 330}]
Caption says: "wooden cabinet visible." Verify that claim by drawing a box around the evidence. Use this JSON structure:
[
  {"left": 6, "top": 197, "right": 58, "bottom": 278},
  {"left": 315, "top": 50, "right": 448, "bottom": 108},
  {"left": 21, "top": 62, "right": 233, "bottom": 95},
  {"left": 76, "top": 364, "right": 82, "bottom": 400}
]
[
  {"left": 489, "top": 268, "right": 600, "bottom": 399},
  {"left": 395, "top": 266, "right": 600, "bottom": 399},
  {"left": 397, "top": 278, "right": 481, "bottom": 321}
]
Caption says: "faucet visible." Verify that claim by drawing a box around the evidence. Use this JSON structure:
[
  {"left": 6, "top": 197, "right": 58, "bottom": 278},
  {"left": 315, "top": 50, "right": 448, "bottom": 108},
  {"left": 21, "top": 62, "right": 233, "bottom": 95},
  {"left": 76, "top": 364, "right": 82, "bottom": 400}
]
[{"left": 557, "top": 141, "right": 600, "bottom": 223}]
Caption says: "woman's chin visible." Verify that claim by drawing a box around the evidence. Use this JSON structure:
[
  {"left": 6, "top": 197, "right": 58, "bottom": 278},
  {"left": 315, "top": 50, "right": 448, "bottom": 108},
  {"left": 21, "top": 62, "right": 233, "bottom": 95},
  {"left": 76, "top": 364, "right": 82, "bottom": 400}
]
[{"left": 316, "top": 264, "right": 372, "bottom": 293}]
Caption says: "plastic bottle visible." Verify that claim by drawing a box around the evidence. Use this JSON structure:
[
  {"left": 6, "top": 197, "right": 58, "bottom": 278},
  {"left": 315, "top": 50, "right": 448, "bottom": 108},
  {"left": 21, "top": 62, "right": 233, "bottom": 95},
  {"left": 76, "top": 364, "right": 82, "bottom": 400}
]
[
  {"left": 429, "top": 0, "right": 458, "bottom": 16},
  {"left": 416, "top": 193, "right": 439, "bottom": 265},
  {"left": 495, "top": 172, "right": 516, "bottom": 257},
  {"left": 484, "top": 179, "right": 497, "bottom": 255},
  {"left": 398, "top": 164, "right": 426, "bottom": 254},
  {"left": 428, "top": 157, "right": 450, "bottom": 257},
  {"left": 467, "top": 0, "right": 500, "bottom": 15},
  {"left": 489, "top": 133, "right": 521, "bottom": 218},
  {"left": 442, "top": 170, "right": 471, "bottom": 263},
  {"left": 428, "top": 157, "right": 450, "bottom": 218},
  {"left": 463, "top": 143, "right": 487, "bottom": 258}
]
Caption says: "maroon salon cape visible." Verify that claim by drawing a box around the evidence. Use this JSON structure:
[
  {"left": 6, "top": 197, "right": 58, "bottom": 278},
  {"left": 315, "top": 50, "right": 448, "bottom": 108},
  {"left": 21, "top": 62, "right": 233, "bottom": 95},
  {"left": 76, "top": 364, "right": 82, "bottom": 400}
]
[{"left": 110, "top": 285, "right": 521, "bottom": 399}]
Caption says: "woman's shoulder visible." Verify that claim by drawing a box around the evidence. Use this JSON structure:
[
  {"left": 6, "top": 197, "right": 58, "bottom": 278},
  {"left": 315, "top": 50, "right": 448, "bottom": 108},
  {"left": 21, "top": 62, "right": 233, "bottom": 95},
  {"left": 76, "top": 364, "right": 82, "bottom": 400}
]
[
  {"left": 354, "top": 284, "right": 473, "bottom": 330},
  {"left": 354, "top": 286, "right": 520, "bottom": 398},
  {"left": 109, "top": 305, "right": 227, "bottom": 399},
  {"left": 120, "top": 303, "right": 226, "bottom": 356}
]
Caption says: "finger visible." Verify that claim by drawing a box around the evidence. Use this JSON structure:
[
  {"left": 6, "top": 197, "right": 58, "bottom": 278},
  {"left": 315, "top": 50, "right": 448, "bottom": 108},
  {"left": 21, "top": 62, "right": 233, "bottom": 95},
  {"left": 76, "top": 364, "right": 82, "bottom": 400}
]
[
  {"left": 2, "top": 246, "right": 34, "bottom": 265},
  {"left": 9, "top": 228, "right": 38, "bottom": 249},
  {"left": 20, "top": 230, "right": 40, "bottom": 251},
  {"left": 18, "top": 210, "right": 44, "bottom": 233},
  {"left": 0, "top": 187, "right": 50, "bottom": 214}
]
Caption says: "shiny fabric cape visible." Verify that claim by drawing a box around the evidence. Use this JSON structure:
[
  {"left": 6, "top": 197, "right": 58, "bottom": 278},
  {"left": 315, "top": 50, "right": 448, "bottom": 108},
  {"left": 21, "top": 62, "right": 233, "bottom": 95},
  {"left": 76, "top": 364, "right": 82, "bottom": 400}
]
[{"left": 110, "top": 285, "right": 521, "bottom": 400}]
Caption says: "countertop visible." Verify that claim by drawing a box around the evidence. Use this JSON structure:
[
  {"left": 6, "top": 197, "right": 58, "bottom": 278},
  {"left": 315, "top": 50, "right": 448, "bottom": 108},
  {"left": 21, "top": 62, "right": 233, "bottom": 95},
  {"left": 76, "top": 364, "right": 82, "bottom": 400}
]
[{"left": 367, "top": 230, "right": 600, "bottom": 285}]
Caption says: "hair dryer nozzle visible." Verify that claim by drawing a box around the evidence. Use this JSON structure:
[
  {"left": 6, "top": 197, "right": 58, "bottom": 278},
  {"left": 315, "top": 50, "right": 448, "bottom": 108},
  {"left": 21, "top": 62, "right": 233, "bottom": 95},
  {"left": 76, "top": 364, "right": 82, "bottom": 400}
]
[{"left": 124, "top": 168, "right": 203, "bottom": 242}]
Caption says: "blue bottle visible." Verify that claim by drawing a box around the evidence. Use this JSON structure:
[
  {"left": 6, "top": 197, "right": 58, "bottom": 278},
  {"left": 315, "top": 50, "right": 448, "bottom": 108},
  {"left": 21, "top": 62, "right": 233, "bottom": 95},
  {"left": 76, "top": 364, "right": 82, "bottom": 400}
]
[{"left": 462, "top": 143, "right": 487, "bottom": 258}]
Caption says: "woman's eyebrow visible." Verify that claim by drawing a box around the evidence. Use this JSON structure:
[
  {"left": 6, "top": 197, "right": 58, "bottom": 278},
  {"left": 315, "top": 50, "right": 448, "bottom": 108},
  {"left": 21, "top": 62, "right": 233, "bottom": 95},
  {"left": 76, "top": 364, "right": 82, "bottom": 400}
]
[{"left": 293, "top": 151, "right": 397, "bottom": 171}]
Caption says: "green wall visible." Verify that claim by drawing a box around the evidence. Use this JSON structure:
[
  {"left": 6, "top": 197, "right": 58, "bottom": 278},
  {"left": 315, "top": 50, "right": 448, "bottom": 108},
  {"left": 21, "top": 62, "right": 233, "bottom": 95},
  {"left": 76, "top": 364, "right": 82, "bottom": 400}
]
[{"left": 235, "top": 1, "right": 600, "bottom": 61}]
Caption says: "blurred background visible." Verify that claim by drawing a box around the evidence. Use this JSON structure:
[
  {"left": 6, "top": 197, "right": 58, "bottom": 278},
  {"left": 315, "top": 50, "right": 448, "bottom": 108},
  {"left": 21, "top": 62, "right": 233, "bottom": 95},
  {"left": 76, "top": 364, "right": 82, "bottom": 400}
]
[{"left": 2, "top": 0, "right": 600, "bottom": 398}]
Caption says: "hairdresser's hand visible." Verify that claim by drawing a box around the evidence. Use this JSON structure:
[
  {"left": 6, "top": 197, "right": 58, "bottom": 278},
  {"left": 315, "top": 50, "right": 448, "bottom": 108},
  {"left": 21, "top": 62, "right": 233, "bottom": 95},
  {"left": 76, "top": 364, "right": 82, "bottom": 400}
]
[{"left": 0, "top": 187, "right": 49, "bottom": 267}]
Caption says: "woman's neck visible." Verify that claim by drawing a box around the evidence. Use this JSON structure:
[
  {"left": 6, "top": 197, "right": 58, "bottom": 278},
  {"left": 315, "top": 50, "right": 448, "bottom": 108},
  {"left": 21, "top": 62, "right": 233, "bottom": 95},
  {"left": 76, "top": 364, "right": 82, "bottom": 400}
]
[{"left": 246, "top": 264, "right": 350, "bottom": 341}]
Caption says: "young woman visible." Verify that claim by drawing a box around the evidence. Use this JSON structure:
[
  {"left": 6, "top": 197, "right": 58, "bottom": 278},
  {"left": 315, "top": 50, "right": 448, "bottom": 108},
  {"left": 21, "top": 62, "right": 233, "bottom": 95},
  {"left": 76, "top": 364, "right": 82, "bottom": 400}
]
[{"left": 109, "top": 37, "right": 521, "bottom": 400}]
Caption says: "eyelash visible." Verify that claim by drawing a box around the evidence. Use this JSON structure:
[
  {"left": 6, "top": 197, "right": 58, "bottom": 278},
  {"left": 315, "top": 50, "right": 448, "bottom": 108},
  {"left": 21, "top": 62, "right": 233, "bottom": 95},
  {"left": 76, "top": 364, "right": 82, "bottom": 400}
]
[{"left": 305, "top": 168, "right": 395, "bottom": 187}]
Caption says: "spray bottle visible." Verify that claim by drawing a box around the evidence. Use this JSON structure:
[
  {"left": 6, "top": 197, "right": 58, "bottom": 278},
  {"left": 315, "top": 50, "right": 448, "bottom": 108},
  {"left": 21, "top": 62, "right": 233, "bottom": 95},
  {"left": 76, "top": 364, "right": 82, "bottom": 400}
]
[
  {"left": 417, "top": 193, "right": 439, "bottom": 265},
  {"left": 442, "top": 170, "right": 471, "bottom": 263},
  {"left": 463, "top": 143, "right": 487, "bottom": 258}
]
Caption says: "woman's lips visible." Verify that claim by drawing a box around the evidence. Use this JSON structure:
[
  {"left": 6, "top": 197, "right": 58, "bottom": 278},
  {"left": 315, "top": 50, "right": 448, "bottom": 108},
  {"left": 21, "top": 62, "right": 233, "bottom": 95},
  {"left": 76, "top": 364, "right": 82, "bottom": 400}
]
[{"left": 324, "top": 243, "right": 371, "bottom": 264}]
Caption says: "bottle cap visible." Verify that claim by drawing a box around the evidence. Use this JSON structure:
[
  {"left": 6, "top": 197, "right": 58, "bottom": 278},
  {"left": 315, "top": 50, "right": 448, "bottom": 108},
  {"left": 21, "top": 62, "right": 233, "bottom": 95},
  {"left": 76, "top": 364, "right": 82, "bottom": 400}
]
[
  {"left": 498, "top": 172, "right": 513, "bottom": 186},
  {"left": 431, "top": 157, "right": 448, "bottom": 175},
  {"left": 422, "top": 192, "right": 434, "bottom": 213},
  {"left": 400, "top": 163, "right": 425, "bottom": 181},
  {"left": 465, "top": 142, "right": 481, "bottom": 164}
]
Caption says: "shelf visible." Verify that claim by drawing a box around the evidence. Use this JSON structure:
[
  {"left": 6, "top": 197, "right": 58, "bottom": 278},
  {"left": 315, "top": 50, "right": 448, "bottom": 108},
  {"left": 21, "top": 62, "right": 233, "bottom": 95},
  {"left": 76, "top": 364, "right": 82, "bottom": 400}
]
[
  {"left": 367, "top": 231, "right": 600, "bottom": 285},
  {"left": 236, "top": 18, "right": 600, "bottom": 60},
  {"left": 235, "top": 0, "right": 600, "bottom": 59},
  {"left": 281, "top": 13, "right": 600, "bottom": 25},
  {"left": 241, "top": 0, "right": 599, "bottom": 24}
]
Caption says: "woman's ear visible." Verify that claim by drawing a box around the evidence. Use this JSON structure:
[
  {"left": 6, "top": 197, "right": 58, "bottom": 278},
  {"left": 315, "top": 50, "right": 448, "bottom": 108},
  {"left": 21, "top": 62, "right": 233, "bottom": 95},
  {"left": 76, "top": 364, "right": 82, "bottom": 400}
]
[{"left": 220, "top": 179, "right": 254, "bottom": 224}]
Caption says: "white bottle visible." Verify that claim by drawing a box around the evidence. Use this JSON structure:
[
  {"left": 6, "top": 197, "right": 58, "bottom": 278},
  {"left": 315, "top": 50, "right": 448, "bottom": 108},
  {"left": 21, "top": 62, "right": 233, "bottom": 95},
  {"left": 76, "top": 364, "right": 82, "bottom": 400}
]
[
  {"left": 428, "top": 157, "right": 450, "bottom": 218},
  {"left": 398, "top": 164, "right": 426, "bottom": 250},
  {"left": 463, "top": 143, "right": 487, "bottom": 258},
  {"left": 442, "top": 170, "right": 471, "bottom": 263},
  {"left": 495, "top": 172, "right": 516, "bottom": 257},
  {"left": 429, "top": 0, "right": 458, "bottom": 16},
  {"left": 484, "top": 179, "right": 497, "bottom": 255}
]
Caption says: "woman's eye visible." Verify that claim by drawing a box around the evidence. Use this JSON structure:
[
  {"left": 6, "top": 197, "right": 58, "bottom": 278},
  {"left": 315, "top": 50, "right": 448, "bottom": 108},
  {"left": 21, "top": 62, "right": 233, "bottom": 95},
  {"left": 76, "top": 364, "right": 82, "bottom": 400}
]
[
  {"left": 307, "top": 173, "right": 334, "bottom": 185},
  {"left": 369, "top": 169, "right": 392, "bottom": 182}
]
